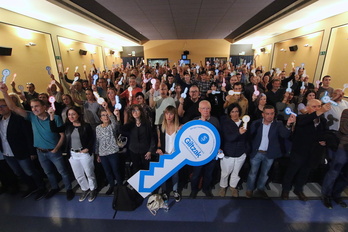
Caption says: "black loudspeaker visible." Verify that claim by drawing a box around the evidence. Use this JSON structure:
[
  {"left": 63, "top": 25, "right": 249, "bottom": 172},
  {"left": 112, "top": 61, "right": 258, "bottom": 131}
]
[
  {"left": 260, "top": 48, "right": 266, "bottom": 52},
  {"left": 79, "top": 49, "right": 87, "bottom": 55},
  {"left": 183, "top": 50, "right": 189, "bottom": 55},
  {"left": 289, "top": 45, "right": 298, "bottom": 52},
  {"left": 0, "top": 47, "right": 12, "bottom": 56}
]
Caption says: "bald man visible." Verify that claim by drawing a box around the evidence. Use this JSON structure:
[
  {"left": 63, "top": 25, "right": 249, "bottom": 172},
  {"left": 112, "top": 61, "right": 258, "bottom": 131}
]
[{"left": 282, "top": 99, "right": 331, "bottom": 201}]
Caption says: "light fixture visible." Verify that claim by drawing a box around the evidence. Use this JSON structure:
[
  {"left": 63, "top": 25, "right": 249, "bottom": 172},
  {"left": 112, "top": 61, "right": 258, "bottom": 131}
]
[
  {"left": 67, "top": 48, "right": 74, "bottom": 51},
  {"left": 25, "top": 42, "right": 36, "bottom": 47},
  {"left": 304, "top": 44, "right": 312, "bottom": 47},
  {"left": 280, "top": 48, "right": 286, "bottom": 52}
]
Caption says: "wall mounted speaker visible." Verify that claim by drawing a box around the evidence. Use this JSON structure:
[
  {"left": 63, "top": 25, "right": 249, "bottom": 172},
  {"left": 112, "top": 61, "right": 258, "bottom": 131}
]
[
  {"left": 183, "top": 50, "right": 189, "bottom": 55},
  {"left": 289, "top": 45, "right": 298, "bottom": 52},
  {"left": 0, "top": 47, "right": 12, "bottom": 56},
  {"left": 110, "top": 50, "right": 115, "bottom": 55},
  {"left": 79, "top": 49, "right": 87, "bottom": 55},
  {"left": 260, "top": 48, "right": 266, "bottom": 53}
]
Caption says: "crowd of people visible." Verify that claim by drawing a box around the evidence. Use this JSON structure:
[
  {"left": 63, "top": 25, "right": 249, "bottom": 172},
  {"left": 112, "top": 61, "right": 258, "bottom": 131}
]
[{"left": 0, "top": 60, "right": 347, "bottom": 209}]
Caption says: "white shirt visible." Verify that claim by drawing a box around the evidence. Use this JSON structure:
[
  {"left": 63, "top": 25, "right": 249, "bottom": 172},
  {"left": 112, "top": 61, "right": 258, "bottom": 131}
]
[
  {"left": 258, "top": 120, "right": 272, "bottom": 151},
  {"left": 165, "top": 131, "right": 176, "bottom": 154},
  {"left": 324, "top": 100, "right": 348, "bottom": 131},
  {"left": 0, "top": 115, "right": 14, "bottom": 157}
]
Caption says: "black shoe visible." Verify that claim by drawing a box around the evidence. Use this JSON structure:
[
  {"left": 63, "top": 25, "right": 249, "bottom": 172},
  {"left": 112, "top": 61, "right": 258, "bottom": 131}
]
[
  {"left": 88, "top": 189, "right": 97, "bottom": 202},
  {"left": 281, "top": 191, "right": 289, "bottom": 200},
  {"left": 0, "top": 187, "right": 7, "bottom": 194},
  {"left": 105, "top": 187, "right": 113, "bottom": 195},
  {"left": 173, "top": 191, "right": 181, "bottom": 202},
  {"left": 34, "top": 188, "right": 47, "bottom": 201},
  {"left": 322, "top": 196, "right": 333, "bottom": 209},
  {"left": 79, "top": 190, "right": 90, "bottom": 202},
  {"left": 22, "top": 188, "right": 39, "bottom": 199},
  {"left": 189, "top": 191, "right": 198, "bottom": 199},
  {"left": 8, "top": 186, "right": 19, "bottom": 195},
  {"left": 294, "top": 191, "right": 308, "bottom": 201},
  {"left": 162, "top": 193, "right": 169, "bottom": 201},
  {"left": 203, "top": 190, "right": 214, "bottom": 199},
  {"left": 66, "top": 189, "right": 75, "bottom": 201},
  {"left": 45, "top": 188, "right": 60, "bottom": 199},
  {"left": 333, "top": 198, "right": 347, "bottom": 208},
  {"left": 257, "top": 189, "right": 269, "bottom": 199}
]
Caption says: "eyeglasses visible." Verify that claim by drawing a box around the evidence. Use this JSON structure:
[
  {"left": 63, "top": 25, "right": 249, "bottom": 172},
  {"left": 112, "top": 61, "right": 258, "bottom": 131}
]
[
  {"left": 132, "top": 109, "right": 140, "bottom": 113},
  {"left": 100, "top": 114, "right": 109, "bottom": 117},
  {"left": 0, "top": 105, "right": 8, "bottom": 108}
]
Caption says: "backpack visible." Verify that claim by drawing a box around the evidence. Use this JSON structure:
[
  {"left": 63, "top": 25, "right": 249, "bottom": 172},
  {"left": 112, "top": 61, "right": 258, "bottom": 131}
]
[
  {"left": 147, "top": 194, "right": 165, "bottom": 216},
  {"left": 112, "top": 184, "right": 143, "bottom": 218}
]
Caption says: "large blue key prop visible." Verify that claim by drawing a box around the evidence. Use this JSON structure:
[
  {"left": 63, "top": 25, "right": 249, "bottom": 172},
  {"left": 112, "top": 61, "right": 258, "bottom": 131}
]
[{"left": 128, "top": 120, "right": 220, "bottom": 198}]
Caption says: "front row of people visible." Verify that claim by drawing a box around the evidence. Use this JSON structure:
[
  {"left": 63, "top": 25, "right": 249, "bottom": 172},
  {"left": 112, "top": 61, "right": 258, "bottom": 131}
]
[{"left": 0, "top": 81, "right": 347, "bottom": 209}]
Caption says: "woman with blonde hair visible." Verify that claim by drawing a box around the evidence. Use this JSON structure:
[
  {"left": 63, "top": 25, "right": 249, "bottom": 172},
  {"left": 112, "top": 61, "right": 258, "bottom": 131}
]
[{"left": 156, "top": 105, "right": 181, "bottom": 202}]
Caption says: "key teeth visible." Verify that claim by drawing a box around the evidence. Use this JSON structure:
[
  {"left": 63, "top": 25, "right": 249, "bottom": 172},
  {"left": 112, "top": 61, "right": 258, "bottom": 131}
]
[{"left": 139, "top": 153, "right": 178, "bottom": 191}]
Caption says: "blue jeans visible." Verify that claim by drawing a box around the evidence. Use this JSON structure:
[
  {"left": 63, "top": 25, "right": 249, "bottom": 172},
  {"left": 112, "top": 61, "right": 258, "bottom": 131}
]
[
  {"left": 37, "top": 150, "right": 72, "bottom": 190},
  {"left": 161, "top": 172, "right": 179, "bottom": 193},
  {"left": 99, "top": 153, "right": 123, "bottom": 186},
  {"left": 191, "top": 159, "right": 217, "bottom": 192},
  {"left": 321, "top": 148, "right": 348, "bottom": 198},
  {"left": 247, "top": 152, "right": 274, "bottom": 191},
  {"left": 4, "top": 156, "right": 44, "bottom": 189}
]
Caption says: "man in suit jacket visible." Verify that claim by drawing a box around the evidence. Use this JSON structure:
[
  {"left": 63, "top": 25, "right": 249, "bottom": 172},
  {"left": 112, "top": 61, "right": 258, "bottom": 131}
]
[
  {"left": 282, "top": 99, "right": 331, "bottom": 201},
  {"left": 0, "top": 99, "right": 46, "bottom": 200},
  {"left": 246, "top": 105, "right": 295, "bottom": 198}
]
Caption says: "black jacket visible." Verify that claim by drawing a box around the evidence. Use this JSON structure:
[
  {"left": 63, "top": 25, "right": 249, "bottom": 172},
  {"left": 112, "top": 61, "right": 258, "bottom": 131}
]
[
  {"left": 50, "top": 120, "right": 94, "bottom": 157},
  {"left": 0, "top": 112, "right": 36, "bottom": 159}
]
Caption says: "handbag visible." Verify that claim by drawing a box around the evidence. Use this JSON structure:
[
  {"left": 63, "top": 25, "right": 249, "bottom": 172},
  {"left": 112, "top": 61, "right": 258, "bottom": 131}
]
[
  {"left": 147, "top": 194, "right": 165, "bottom": 216},
  {"left": 112, "top": 184, "right": 143, "bottom": 218},
  {"left": 116, "top": 134, "right": 128, "bottom": 148}
]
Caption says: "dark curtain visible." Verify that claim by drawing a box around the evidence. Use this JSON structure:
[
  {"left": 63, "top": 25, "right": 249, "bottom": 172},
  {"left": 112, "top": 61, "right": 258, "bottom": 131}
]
[{"left": 229, "top": 56, "right": 253, "bottom": 66}]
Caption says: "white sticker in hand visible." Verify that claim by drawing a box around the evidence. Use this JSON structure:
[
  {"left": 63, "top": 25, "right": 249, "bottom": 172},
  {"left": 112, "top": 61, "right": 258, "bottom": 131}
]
[
  {"left": 128, "top": 87, "right": 133, "bottom": 97},
  {"left": 93, "top": 74, "right": 98, "bottom": 85},
  {"left": 181, "top": 87, "right": 188, "bottom": 99},
  {"left": 97, "top": 97, "right": 105, "bottom": 105},
  {"left": 253, "top": 85, "right": 259, "bottom": 96},
  {"left": 222, "top": 78, "right": 226, "bottom": 87},
  {"left": 12, "top": 73, "right": 17, "bottom": 82},
  {"left": 285, "top": 107, "right": 297, "bottom": 116},
  {"left": 286, "top": 82, "right": 292, "bottom": 92},
  {"left": 115, "top": 95, "right": 122, "bottom": 110},
  {"left": 2, "top": 69, "right": 10, "bottom": 83},
  {"left": 73, "top": 76, "right": 79, "bottom": 85},
  {"left": 46, "top": 66, "right": 51, "bottom": 75},
  {"left": 48, "top": 96, "right": 56, "bottom": 110},
  {"left": 321, "top": 92, "right": 338, "bottom": 106},
  {"left": 228, "top": 90, "right": 241, "bottom": 95},
  {"left": 151, "top": 78, "right": 156, "bottom": 89},
  {"left": 170, "top": 83, "right": 175, "bottom": 92},
  {"left": 242, "top": 115, "right": 250, "bottom": 129}
]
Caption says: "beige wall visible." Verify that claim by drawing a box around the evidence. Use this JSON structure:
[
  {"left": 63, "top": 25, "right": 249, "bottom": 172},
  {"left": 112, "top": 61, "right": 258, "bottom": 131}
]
[
  {"left": 272, "top": 31, "right": 323, "bottom": 82},
  {"left": 254, "top": 44, "right": 273, "bottom": 71},
  {"left": 323, "top": 24, "right": 348, "bottom": 94},
  {"left": 0, "top": 24, "right": 53, "bottom": 92},
  {"left": 0, "top": 8, "right": 126, "bottom": 93},
  {"left": 143, "top": 39, "right": 231, "bottom": 66},
  {"left": 251, "top": 11, "right": 348, "bottom": 87}
]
